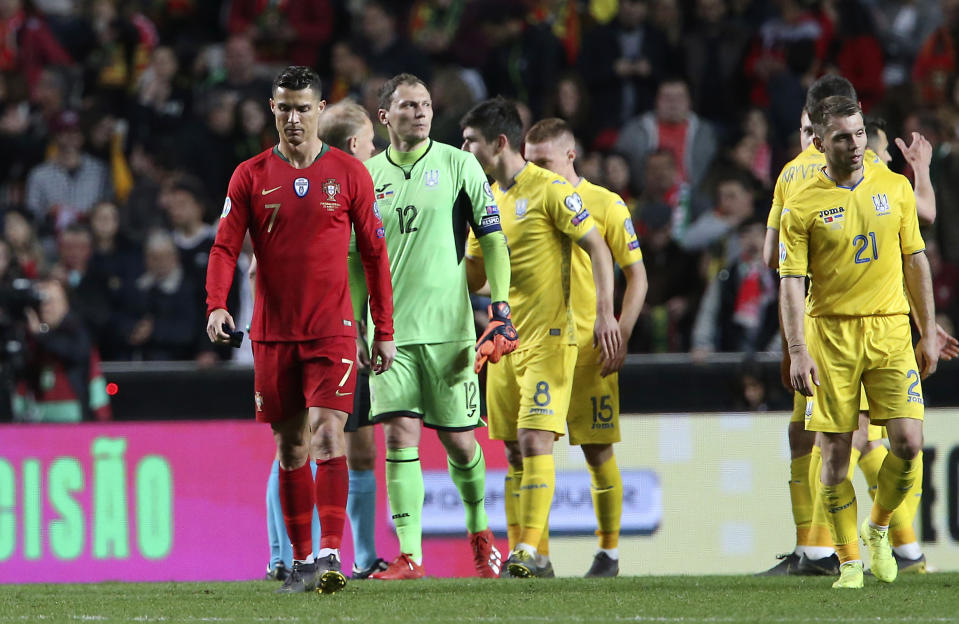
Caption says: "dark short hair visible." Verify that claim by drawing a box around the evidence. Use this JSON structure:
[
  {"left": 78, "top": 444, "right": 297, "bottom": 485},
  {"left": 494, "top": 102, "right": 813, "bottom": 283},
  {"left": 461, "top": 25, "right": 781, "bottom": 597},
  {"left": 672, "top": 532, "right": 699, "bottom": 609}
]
[
  {"left": 377, "top": 73, "right": 428, "bottom": 111},
  {"left": 272, "top": 66, "right": 322, "bottom": 98},
  {"left": 805, "top": 74, "right": 857, "bottom": 113},
  {"left": 864, "top": 116, "right": 887, "bottom": 146},
  {"left": 810, "top": 95, "right": 862, "bottom": 138},
  {"left": 526, "top": 117, "right": 573, "bottom": 145},
  {"left": 460, "top": 97, "right": 524, "bottom": 151}
]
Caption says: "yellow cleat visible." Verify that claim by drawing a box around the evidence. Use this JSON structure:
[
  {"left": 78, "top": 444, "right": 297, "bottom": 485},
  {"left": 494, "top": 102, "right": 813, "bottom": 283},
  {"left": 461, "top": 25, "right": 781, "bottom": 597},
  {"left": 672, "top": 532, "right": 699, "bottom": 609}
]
[
  {"left": 861, "top": 520, "right": 897, "bottom": 583},
  {"left": 832, "top": 561, "right": 864, "bottom": 589}
]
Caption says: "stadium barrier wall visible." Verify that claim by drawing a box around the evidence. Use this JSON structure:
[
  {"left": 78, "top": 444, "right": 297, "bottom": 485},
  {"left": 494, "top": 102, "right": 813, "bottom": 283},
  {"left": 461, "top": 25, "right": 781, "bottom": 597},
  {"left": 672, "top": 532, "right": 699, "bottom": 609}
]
[{"left": 3, "top": 409, "right": 959, "bottom": 581}]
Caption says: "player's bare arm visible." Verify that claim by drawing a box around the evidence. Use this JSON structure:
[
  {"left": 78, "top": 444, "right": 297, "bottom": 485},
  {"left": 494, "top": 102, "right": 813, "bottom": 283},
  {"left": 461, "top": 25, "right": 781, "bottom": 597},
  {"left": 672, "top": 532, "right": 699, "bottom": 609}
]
[
  {"left": 780, "top": 276, "right": 819, "bottom": 396},
  {"left": 903, "top": 250, "right": 939, "bottom": 379},
  {"left": 602, "top": 259, "right": 646, "bottom": 377},
  {"left": 763, "top": 227, "right": 780, "bottom": 270},
  {"left": 895, "top": 132, "right": 936, "bottom": 225},
  {"left": 577, "top": 227, "right": 622, "bottom": 366},
  {"left": 464, "top": 254, "right": 488, "bottom": 293}
]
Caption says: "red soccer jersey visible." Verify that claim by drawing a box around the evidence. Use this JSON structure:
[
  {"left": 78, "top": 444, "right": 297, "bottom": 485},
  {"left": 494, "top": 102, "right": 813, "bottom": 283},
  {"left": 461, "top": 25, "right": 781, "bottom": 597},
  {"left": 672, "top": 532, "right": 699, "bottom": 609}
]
[{"left": 206, "top": 145, "right": 393, "bottom": 342}]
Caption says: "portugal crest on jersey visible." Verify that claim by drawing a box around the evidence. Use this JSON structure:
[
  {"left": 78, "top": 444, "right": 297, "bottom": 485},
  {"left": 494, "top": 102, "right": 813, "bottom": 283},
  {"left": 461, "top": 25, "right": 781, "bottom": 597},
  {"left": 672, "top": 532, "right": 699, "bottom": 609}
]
[
  {"left": 323, "top": 178, "right": 339, "bottom": 200},
  {"left": 295, "top": 177, "right": 310, "bottom": 197}
]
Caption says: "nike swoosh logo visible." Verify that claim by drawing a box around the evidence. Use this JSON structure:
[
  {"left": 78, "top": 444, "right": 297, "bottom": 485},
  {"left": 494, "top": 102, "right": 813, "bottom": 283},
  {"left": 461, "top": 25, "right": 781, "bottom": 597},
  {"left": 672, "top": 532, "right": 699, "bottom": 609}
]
[
  {"left": 335, "top": 390, "right": 352, "bottom": 397},
  {"left": 262, "top": 186, "right": 282, "bottom": 195}
]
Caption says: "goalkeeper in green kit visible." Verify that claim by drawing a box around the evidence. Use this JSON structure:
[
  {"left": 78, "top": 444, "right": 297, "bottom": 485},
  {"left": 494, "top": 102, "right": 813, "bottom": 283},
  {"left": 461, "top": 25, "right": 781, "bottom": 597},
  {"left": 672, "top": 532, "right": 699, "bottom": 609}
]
[{"left": 349, "top": 73, "right": 516, "bottom": 579}]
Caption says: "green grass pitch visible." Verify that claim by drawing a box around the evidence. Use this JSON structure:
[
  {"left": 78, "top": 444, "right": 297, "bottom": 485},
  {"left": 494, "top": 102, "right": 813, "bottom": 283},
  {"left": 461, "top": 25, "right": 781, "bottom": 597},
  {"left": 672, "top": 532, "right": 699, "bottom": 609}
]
[{"left": 3, "top": 575, "right": 959, "bottom": 623}]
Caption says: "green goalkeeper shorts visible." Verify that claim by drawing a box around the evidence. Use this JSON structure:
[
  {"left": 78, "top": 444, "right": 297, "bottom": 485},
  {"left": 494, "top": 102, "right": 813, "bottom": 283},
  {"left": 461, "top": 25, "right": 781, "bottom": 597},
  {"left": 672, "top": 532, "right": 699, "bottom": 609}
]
[{"left": 369, "top": 340, "right": 483, "bottom": 431}]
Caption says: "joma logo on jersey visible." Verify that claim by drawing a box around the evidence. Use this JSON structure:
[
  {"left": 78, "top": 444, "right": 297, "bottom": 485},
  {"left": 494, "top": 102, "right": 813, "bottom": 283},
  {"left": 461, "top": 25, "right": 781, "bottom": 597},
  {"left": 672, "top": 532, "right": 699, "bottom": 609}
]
[
  {"left": 818, "top": 206, "right": 845, "bottom": 224},
  {"left": 873, "top": 193, "right": 891, "bottom": 216}
]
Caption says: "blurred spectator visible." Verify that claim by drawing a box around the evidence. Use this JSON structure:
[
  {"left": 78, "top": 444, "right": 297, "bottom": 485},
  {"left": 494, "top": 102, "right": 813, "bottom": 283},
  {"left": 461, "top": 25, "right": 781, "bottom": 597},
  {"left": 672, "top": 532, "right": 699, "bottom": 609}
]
[
  {"left": 122, "top": 136, "right": 172, "bottom": 244},
  {"left": 228, "top": 0, "right": 333, "bottom": 67},
  {"left": 88, "top": 200, "right": 140, "bottom": 359},
  {"left": 615, "top": 78, "right": 718, "bottom": 192},
  {"left": 82, "top": 0, "right": 157, "bottom": 110},
  {"left": 359, "top": 1, "right": 432, "bottom": 84},
  {"left": 684, "top": 0, "right": 751, "bottom": 128},
  {"left": 430, "top": 66, "right": 479, "bottom": 147},
  {"left": 739, "top": 107, "right": 773, "bottom": 188},
  {"left": 235, "top": 96, "right": 273, "bottom": 162},
  {"left": 49, "top": 222, "right": 111, "bottom": 340},
  {"left": 326, "top": 39, "right": 369, "bottom": 104},
  {"left": 477, "top": 0, "right": 562, "bottom": 119},
  {"left": 3, "top": 207, "right": 45, "bottom": 277},
  {"left": 650, "top": 0, "right": 685, "bottom": 76},
  {"left": 545, "top": 73, "right": 595, "bottom": 147},
  {"left": 132, "top": 45, "right": 191, "bottom": 144},
  {"left": 409, "top": 0, "right": 468, "bottom": 62},
  {"left": 829, "top": 0, "right": 884, "bottom": 112},
  {"left": 162, "top": 175, "right": 215, "bottom": 285},
  {"left": 928, "top": 238, "right": 959, "bottom": 335},
  {"left": 25, "top": 109, "right": 111, "bottom": 236},
  {"left": 601, "top": 151, "right": 638, "bottom": 214},
  {"left": 579, "top": 0, "right": 668, "bottom": 128},
  {"left": 690, "top": 218, "right": 777, "bottom": 356},
  {"left": 872, "top": 0, "right": 942, "bottom": 89},
  {"left": 630, "top": 201, "right": 702, "bottom": 352},
  {"left": 124, "top": 229, "right": 202, "bottom": 361},
  {"left": 198, "top": 34, "right": 272, "bottom": 106},
  {"left": 14, "top": 278, "right": 111, "bottom": 422},
  {"left": 0, "top": 0, "right": 73, "bottom": 95},
  {"left": 680, "top": 174, "right": 756, "bottom": 274},
  {"left": 175, "top": 90, "right": 238, "bottom": 200},
  {"left": 634, "top": 147, "right": 703, "bottom": 243},
  {"left": 913, "top": 0, "right": 959, "bottom": 107}
]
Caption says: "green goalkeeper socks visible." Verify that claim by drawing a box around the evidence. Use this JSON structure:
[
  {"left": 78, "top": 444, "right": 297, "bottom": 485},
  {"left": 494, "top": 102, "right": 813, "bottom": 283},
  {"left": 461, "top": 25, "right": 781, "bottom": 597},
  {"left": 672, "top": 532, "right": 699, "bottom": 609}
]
[
  {"left": 448, "top": 442, "right": 489, "bottom": 534},
  {"left": 386, "top": 447, "right": 424, "bottom": 562}
]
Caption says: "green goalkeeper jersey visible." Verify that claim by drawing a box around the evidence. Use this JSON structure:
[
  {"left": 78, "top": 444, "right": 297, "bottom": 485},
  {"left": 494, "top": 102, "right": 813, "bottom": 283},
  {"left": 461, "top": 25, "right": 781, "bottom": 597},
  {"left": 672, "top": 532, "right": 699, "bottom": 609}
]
[{"left": 363, "top": 139, "right": 504, "bottom": 346}]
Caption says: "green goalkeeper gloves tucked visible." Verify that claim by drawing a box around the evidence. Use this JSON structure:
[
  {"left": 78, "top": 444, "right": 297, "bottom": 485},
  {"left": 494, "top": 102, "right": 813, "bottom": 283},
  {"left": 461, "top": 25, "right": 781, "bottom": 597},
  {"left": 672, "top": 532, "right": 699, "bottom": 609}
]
[{"left": 474, "top": 301, "right": 519, "bottom": 373}]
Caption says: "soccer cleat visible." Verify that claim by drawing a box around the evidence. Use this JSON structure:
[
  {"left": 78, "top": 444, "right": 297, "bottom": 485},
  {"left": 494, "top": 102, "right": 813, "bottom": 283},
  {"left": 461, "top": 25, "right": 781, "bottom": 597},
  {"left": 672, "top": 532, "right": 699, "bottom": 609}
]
[
  {"left": 832, "top": 560, "right": 864, "bottom": 589},
  {"left": 274, "top": 560, "right": 317, "bottom": 593},
  {"left": 584, "top": 552, "right": 619, "bottom": 578},
  {"left": 370, "top": 554, "right": 425, "bottom": 580},
  {"left": 755, "top": 552, "right": 800, "bottom": 576},
  {"left": 795, "top": 553, "right": 840, "bottom": 576},
  {"left": 861, "top": 520, "right": 897, "bottom": 583},
  {"left": 352, "top": 557, "right": 389, "bottom": 580},
  {"left": 265, "top": 561, "right": 288, "bottom": 581},
  {"left": 314, "top": 553, "right": 348, "bottom": 594},
  {"left": 469, "top": 528, "right": 503, "bottom": 578},
  {"left": 893, "top": 552, "right": 927, "bottom": 574},
  {"left": 505, "top": 549, "right": 553, "bottom": 578}
]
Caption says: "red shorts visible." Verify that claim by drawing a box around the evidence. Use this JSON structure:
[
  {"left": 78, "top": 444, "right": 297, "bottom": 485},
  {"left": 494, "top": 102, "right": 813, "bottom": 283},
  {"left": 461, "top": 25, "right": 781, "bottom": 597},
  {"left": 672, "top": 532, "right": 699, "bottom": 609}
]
[{"left": 252, "top": 336, "right": 357, "bottom": 423}]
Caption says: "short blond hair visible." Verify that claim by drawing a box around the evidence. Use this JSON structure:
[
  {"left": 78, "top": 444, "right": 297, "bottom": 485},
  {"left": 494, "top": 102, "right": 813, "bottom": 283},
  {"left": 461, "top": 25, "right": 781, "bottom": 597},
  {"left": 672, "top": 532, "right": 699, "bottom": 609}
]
[{"left": 317, "top": 99, "right": 371, "bottom": 151}]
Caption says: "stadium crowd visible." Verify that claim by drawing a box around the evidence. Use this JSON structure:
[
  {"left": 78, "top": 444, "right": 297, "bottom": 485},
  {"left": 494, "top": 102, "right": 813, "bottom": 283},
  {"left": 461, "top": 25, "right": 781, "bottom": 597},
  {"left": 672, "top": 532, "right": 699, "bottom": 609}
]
[{"left": 1, "top": 0, "right": 958, "bottom": 372}]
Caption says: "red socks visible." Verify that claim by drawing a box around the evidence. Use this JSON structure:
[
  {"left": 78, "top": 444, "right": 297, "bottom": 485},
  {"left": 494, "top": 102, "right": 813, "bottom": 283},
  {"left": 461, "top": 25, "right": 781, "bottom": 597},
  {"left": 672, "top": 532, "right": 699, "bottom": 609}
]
[
  {"left": 315, "top": 455, "right": 348, "bottom": 550},
  {"left": 278, "top": 462, "right": 315, "bottom": 561}
]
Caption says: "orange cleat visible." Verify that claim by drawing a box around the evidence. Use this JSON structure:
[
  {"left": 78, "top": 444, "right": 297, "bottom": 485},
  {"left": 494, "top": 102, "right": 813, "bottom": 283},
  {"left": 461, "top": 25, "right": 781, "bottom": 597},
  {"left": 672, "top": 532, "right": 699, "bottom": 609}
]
[{"left": 370, "top": 553, "right": 425, "bottom": 580}]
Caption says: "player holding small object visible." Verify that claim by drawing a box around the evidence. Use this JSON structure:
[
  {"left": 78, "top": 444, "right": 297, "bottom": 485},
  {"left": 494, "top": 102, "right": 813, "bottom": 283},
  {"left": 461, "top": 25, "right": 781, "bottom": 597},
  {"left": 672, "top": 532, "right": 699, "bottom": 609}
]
[
  {"left": 461, "top": 98, "right": 621, "bottom": 578},
  {"left": 351, "top": 73, "right": 514, "bottom": 580},
  {"left": 780, "top": 95, "right": 938, "bottom": 589},
  {"left": 205, "top": 66, "right": 396, "bottom": 594},
  {"left": 523, "top": 118, "right": 647, "bottom": 578}
]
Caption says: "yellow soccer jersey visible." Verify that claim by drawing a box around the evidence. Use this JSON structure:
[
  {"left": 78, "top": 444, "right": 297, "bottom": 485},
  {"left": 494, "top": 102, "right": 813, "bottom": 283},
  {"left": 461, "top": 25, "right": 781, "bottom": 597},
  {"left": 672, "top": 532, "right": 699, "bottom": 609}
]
[
  {"left": 570, "top": 179, "right": 643, "bottom": 353},
  {"left": 779, "top": 166, "right": 924, "bottom": 317},
  {"left": 467, "top": 162, "right": 596, "bottom": 350},
  {"left": 767, "top": 145, "right": 883, "bottom": 230}
]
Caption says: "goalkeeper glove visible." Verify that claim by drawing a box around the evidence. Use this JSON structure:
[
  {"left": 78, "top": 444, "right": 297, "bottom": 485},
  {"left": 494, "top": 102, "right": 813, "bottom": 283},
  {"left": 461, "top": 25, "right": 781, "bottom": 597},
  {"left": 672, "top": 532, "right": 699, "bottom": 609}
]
[{"left": 474, "top": 301, "right": 519, "bottom": 373}]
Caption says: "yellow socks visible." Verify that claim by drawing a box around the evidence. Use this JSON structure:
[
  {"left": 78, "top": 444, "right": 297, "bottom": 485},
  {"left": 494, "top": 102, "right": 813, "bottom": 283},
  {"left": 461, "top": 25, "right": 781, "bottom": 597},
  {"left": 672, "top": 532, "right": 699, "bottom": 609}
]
[
  {"left": 857, "top": 445, "right": 887, "bottom": 501},
  {"left": 789, "top": 453, "right": 813, "bottom": 547},
  {"left": 504, "top": 465, "right": 522, "bottom": 551},
  {"left": 820, "top": 478, "right": 860, "bottom": 563},
  {"left": 872, "top": 451, "right": 920, "bottom": 528},
  {"left": 589, "top": 455, "right": 623, "bottom": 550},
  {"left": 518, "top": 454, "right": 555, "bottom": 549},
  {"left": 890, "top": 452, "right": 923, "bottom": 548}
]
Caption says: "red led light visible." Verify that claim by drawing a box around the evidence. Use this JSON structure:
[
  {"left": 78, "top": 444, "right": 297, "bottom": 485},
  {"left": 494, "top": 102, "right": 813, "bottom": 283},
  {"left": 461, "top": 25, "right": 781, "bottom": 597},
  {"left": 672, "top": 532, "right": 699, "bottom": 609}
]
[{"left": 106, "top": 383, "right": 119, "bottom": 396}]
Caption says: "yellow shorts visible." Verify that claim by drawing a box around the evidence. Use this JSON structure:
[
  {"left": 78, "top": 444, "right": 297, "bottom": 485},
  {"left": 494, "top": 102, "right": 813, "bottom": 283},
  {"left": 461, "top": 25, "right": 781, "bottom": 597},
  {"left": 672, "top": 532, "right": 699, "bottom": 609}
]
[
  {"left": 792, "top": 383, "right": 871, "bottom": 424},
  {"left": 486, "top": 344, "right": 577, "bottom": 441},
  {"left": 804, "top": 315, "right": 924, "bottom": 433},
  {"left": 567, "top": 360, "right": 620, "bottom": 446}
]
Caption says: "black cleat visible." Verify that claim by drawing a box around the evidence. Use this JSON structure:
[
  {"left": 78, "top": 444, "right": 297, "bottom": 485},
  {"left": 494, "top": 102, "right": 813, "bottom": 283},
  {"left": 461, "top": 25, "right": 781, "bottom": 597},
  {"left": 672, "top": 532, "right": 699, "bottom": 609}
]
[
  {"left": 315, "top": 553, "right": 348, "bottom": 594},
  {"left": 352, "top": 557, "right": 389, "bottom": 580},
  {"left": 795, "top": 553, "right": 840, "bottom": 576},
  {"left": 265, "top": 561, "right": 289, "bottom": 581},
  {"left": 584, "top": 552, "right": 619, "bottom": 578},
  {"left": 756, "top": 552, "right": 800, "bottom": 576},
  {"left": 275, "top": 560, "right": 316, "bottom": 593},
  {"left": 893, "top": 552, "right": 927, "bottom": 574},
  {"left": 505, "top": 550, "right": 554, "bottom": 578}
]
